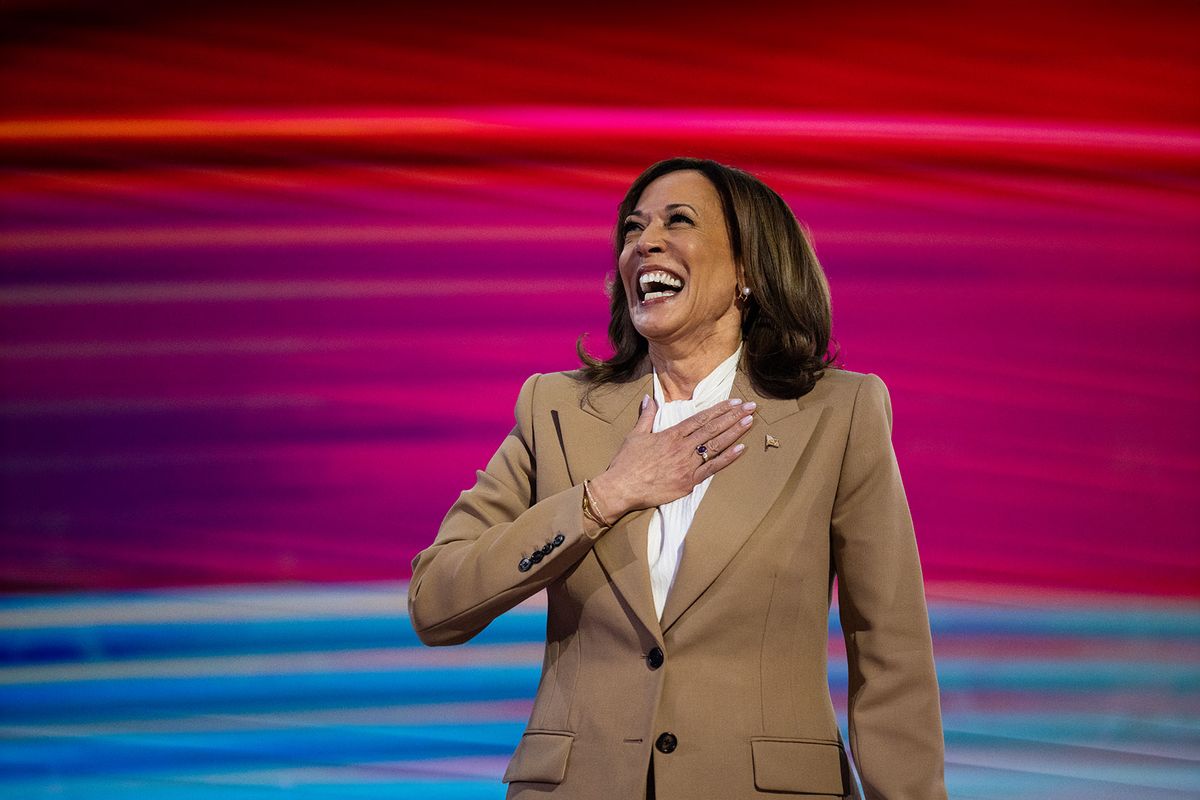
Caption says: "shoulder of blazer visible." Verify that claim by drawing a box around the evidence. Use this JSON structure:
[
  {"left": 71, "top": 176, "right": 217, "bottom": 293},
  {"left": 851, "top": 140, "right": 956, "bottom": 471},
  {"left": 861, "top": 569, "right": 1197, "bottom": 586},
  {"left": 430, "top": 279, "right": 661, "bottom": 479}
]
[
  {"left": 511, "top": 369, "right": 584, "bottom": 421},
  {"left": 774, "top": 366, "right": 877, "bottom": 416},
  {"left": 817, "top": 366, "right": 870, "bottom": 384},
  {"left": 520, "top": 367, "right": 643, "bottom": 419},
  {"left": 527, "top": 368, "right": 589, "bottom": 400}
]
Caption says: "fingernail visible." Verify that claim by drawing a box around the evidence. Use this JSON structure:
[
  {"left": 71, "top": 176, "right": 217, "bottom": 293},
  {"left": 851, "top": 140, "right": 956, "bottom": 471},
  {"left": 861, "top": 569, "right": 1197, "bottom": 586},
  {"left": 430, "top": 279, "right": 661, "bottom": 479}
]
[
  {"left": 743, "top": 401, "right": 757, "bottom": 411},
  {"left": 641, "top": 394, "right": 649, "bottom": 411},
  {"left": 734, "top": 443, "right": 745, "bottom": 453},
  {"left": 740, "top": 415, "right": 753, "bottom": 426},
  {"left": 729, "top": 398, "right": 743, "bottom": 406}
]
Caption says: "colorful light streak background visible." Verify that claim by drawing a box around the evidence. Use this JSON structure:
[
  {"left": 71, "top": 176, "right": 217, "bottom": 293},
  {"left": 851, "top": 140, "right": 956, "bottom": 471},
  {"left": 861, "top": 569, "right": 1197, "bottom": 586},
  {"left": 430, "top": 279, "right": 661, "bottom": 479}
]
[{"left": 1, "top": 1, "right": 1198, "bottom": 797}]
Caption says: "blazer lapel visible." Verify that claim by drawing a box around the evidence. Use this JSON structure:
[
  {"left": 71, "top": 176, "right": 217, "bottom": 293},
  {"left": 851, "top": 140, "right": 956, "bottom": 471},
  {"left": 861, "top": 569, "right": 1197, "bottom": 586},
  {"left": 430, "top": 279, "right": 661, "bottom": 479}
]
[
  {"left": 657, "top": 370, "right": 822, "bottom": 635},
  {"left": 555, "top": 359, "right": 824, "bottom": 641},
  {"left": 557, "top": 361, "right": 661, "bottom": 639}
]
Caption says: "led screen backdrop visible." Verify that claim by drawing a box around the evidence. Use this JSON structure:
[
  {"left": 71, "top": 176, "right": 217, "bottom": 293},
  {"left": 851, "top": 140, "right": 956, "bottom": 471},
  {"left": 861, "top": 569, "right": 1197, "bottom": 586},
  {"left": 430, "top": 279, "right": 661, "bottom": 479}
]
[
  {"left": 2, "top": 4, "right": 1198, "bottom": 798},
  {"left": 1, "top": 1, "right": 1198, "bottom": 596}
]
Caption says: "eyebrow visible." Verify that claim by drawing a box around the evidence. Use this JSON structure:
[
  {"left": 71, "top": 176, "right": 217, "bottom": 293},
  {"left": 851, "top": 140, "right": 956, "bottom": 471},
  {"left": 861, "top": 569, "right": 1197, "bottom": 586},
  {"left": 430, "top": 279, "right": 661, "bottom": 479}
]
[{"left": 627, "top": 203, "right": 699, "bottom": 218}]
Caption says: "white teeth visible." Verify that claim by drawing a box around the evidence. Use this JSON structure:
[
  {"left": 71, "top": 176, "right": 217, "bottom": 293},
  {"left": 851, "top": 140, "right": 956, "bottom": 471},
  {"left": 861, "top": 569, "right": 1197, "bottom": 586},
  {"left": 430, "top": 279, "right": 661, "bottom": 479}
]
[
  {"left": 638, "top": 270, "right": 684, "bottom": 289},
  {"left": 642, "top": 290, "right": 677, "bottom": 301}
]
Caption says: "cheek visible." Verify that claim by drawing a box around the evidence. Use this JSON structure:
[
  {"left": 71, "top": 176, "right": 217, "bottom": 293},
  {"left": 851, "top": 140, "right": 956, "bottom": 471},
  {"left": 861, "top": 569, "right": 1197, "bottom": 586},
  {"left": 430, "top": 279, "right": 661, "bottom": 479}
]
[
  {"left": 617, "top": 270, "right": 638, "bottom": 305},
  {"left": 619, "top": 263, "right": 636, "bottom": 289},
  {"left": 689, "top": 253, "right": 735, "bottom": 304},
  {"left": 618, "top": 243, "right": 639, "bottom": 271}
]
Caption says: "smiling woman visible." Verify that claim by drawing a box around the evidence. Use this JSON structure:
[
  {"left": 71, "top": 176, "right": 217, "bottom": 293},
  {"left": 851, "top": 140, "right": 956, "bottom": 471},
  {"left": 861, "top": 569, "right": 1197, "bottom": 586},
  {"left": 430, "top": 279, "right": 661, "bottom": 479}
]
[
  {"left": 581, "top": 159, "right": 836, "bottom": 406},
  {"left": 409, "top": 157, "right": 947, "bottom": 799},
  {"left": 616, "top": 171, "right": 744, "bottom": 390}
]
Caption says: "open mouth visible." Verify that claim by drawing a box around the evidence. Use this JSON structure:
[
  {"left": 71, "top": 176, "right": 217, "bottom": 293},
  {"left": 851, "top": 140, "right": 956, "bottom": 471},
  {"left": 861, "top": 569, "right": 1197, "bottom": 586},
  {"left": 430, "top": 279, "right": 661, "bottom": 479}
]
[{"left": 637, "top": 268, "right": 685, "bottom": 303}]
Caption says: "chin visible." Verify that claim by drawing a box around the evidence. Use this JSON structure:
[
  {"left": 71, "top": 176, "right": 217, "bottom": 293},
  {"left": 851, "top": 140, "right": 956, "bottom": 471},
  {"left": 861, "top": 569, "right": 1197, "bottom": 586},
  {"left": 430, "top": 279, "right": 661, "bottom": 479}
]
[{"left": 630, "top": 309, "right": 683, "bottom": 342}]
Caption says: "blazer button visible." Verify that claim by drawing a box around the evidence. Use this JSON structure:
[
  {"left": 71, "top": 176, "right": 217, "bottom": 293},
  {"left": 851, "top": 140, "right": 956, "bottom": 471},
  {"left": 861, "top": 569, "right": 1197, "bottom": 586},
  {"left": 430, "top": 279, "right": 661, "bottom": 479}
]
[
  {"left": 518, "top": 557, "right": 532, "bottom": 572},
  {"left": 529, "top": 550, "right": 544, "bottom": 564},
  {"left": 539, "top": 543, "right": 553, "bottom": 556},
  {"left": 646, "top": 647, "right": 664, "bottom": 669},
  {"left": 655, "top": 732, "right": 678, "bottom": 753},
  {"left": 552, "top": 533, "right": 565, "bottom": 547}
]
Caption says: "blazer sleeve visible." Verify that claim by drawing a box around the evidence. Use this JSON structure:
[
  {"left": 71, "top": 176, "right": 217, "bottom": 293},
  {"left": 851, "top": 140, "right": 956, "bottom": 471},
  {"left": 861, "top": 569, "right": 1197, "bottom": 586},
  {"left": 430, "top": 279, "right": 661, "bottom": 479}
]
[
  {"left": 407, "top": 372, "right": 605, "bottom": 646},
  {"left": 830, "top": 373, "right": 948, "bottom": 800}
]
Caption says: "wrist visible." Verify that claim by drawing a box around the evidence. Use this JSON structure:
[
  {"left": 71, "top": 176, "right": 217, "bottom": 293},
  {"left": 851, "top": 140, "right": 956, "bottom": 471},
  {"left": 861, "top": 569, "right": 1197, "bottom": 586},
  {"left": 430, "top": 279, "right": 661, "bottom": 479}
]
[{"left": 588, "top": 471, "right": 628, "bottom": 521}]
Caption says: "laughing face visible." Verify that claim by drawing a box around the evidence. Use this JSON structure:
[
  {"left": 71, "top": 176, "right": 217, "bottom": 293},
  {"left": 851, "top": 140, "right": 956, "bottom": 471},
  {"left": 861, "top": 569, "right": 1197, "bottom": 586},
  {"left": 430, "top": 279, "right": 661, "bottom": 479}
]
[{"left": 618, "top": 170, "right": 741, "bottom": 349}]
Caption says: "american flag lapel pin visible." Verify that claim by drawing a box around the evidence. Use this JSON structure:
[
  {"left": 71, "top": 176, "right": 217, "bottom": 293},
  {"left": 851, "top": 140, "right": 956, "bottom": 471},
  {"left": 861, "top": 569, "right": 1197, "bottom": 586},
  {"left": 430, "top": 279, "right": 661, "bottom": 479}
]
[{"left": 765, "top": 434, "right": 780, "bottom": 449}]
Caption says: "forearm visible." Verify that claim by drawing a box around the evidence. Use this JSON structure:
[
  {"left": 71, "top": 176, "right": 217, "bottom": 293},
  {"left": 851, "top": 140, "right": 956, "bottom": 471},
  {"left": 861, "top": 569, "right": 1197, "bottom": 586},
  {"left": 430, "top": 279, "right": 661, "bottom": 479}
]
[
  {"left": 409, "top": 480, "right": 606, "bottom": 645},
  {"left": 840, "top": 574, "right": 945, "bottom": 799}
]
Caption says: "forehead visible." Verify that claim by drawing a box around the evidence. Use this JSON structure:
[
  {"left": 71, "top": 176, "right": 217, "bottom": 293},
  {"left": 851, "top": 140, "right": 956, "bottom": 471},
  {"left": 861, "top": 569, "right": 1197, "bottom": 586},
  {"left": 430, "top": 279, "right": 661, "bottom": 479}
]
[{"left": 633, "top": 169, "right": 721, "bottom": 213}]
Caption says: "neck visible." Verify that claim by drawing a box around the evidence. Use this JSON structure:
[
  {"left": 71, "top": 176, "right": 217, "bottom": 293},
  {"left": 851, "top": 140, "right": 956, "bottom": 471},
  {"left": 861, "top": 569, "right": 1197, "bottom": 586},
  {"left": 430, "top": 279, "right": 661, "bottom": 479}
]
[{"left": 649, "top": 328, "right": 741, "bottom": 402}]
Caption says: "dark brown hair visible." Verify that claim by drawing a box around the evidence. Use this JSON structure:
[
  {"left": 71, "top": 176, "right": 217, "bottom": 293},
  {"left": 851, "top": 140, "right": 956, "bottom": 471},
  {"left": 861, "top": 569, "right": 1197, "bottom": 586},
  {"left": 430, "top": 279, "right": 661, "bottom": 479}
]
[{"left": 576, "top": 157, "right": 840, "bottom": 399}]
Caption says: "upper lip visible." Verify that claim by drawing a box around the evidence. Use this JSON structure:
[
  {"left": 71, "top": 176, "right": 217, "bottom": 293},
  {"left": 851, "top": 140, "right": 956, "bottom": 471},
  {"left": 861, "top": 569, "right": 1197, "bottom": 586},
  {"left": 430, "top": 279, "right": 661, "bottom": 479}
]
[
  {"left": 633, "top": 266, "right": 691, "bottom": 299},
  {"left": 636, "top": 264, "right": 685, "bottom": 283}
]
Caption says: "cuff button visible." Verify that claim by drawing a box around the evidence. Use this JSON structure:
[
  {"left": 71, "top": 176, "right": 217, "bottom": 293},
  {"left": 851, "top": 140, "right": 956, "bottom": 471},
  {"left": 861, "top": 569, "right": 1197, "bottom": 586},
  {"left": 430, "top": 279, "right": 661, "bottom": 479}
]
[{"left": 518, "top": 557, "right": 533, "bottom": 572}]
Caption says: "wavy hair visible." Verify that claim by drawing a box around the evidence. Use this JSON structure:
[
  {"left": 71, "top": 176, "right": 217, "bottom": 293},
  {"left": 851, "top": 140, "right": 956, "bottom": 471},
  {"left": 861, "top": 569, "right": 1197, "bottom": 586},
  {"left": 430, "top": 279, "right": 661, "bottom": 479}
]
[{"left": 577, "top": 157, "right": 840, "bottom": 400}]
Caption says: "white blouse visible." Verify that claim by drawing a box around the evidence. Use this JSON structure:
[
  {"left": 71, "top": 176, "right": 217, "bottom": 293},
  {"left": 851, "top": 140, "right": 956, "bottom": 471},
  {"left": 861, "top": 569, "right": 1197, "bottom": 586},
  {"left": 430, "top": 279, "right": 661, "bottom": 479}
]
[{"left": 646, "top": 344, "right": 743, "bottom": 621}]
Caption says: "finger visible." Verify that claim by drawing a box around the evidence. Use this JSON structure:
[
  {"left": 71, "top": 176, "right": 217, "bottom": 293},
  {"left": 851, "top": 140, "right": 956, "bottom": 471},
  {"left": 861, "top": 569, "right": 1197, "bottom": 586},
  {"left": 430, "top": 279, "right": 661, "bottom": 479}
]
[
  {"left": 675, "top": 398, "right": 744, "bottom": 437},
  {"left": 685, "top": 401, "right": 756, "bottom": 445},
  {"left": 693, "top": 441, "right": 746, "bottom": 482},
  {"left": 633, "top": 394, "right": 657, "bottom": 434},
  {"left": 704, "top": 411, "right": 754, "bottom": 454}
]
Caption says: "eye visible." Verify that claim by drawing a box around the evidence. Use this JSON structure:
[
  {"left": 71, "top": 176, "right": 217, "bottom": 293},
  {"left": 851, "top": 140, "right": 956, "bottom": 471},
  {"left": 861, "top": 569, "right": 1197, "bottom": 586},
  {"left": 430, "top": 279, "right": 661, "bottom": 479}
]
[
  {"left": 669, "top": 212, "right": 694, "bottom": 225},
  {"left": 622, "top": 219, "right": 644, "bottom": 236}
]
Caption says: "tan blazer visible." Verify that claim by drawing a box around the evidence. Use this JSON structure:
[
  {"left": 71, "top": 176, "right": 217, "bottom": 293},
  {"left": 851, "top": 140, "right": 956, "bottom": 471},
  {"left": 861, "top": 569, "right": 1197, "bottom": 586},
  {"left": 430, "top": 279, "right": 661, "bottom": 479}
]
[{"left": 409, "top": 358, "right": 947, "bottom": 800}]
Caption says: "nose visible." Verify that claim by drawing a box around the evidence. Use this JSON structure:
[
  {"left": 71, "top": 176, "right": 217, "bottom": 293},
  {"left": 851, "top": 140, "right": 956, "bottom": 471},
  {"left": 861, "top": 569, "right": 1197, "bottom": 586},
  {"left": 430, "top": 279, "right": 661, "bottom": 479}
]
[{"left": 635, "top": 225, "right": 665, "bottom": 257}]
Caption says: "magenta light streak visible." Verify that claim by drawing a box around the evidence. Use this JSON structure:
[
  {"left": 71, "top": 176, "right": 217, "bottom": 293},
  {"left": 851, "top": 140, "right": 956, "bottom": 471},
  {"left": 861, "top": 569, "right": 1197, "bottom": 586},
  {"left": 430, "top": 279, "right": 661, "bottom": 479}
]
[{"left": 2, "top": 4, "right": 1197, "bottom": 595}]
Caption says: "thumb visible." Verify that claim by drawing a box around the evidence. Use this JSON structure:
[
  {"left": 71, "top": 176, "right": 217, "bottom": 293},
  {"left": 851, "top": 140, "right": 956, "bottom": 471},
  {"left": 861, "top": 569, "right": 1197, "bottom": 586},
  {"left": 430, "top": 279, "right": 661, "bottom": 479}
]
[{"left": 634, "top": 394, "right": 657, "bottom": 433}]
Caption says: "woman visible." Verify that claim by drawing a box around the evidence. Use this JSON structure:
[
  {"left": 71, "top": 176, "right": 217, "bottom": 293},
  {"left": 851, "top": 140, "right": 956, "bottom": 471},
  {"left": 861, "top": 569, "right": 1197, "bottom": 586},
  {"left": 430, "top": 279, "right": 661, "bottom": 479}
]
[{"left": 408, "top": 158, "right": 947, "bottom": 799}]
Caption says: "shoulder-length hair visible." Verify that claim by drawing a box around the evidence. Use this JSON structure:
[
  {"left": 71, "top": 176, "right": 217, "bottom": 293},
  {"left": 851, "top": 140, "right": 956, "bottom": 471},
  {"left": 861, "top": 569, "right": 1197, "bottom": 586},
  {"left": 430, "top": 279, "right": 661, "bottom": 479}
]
[{"left": 576, "top": 157, "right": 840, "bottom": 400}]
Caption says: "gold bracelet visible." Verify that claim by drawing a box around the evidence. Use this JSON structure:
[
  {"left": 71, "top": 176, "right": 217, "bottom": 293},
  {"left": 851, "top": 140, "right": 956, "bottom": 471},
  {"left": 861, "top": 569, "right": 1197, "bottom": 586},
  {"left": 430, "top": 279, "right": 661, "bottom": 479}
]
[
  {"left": 582, "top": 479, "right": 613, "bottom": 527},
  {"left": 582, "top": 480, "right": 610, "bottom": 527}
]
